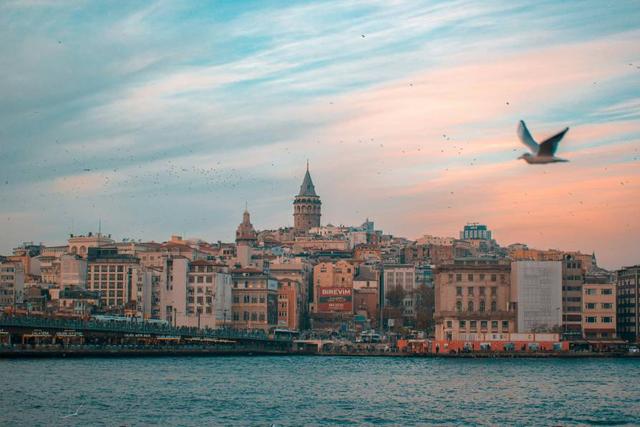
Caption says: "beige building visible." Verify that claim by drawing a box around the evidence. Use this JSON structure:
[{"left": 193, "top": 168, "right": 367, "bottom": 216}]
[
  {"left": 353, "top": 265, "right": 380, "bottom": 327},
  {"left": 313, "top": 260, "right": 354, "bottom": 313},
  {"left": 291, "top": 238, "right": 350, "bottom": 253},
  {"left": 36, "top": 245, "right": 67, "bottom": 284},
  {"left": 582, "top": 281, "right": 616, "bottom": 339},
  {"left": 68, "top": 233, "right": 115, "bottom": 258},
  {"left": 231, "top": 268, "right": 279, "bottom": 331},
  {"left": 416, "top": 234, "right": 456, "bottom": 246},
  {"left": 86, "top": 247, "right": 145, "bottom": 311},
  {"left": 0, "top": 261, "right": 25, "bottom": 308},
  {"left": 269, "top": 258, "right": 312, "bottom": 328},
  {"left": 434, "top": 259, "right": 515, "bottom": 341}
]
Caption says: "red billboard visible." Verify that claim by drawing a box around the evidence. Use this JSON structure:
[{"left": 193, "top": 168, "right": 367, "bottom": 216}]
[{"left": 317, "top": 287, "right": 353, "bottom": 313}]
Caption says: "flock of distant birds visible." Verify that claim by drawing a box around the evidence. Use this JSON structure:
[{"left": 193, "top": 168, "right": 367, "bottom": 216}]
[{"left": 5, "top": 61, "right": 640, "bottom": 228}]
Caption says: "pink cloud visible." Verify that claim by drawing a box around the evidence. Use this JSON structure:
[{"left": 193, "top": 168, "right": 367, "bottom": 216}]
[{"left": 309, "top": 31, "right": 640, "bottom": 268}]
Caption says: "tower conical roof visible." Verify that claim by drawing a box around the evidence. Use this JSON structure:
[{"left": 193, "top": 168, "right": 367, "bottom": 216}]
[{"left": 298, "top": 163, "right": 318, "bottom": 197}]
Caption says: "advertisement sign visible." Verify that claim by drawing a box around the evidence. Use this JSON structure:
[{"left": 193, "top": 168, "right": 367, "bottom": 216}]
[{"left": 317, "top": 287, "right": 353, "bottom": 313}]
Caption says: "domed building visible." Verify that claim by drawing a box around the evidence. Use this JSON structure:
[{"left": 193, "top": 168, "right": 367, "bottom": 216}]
[{"left": 236, "top": 208, "right": 257, "bottom": 267}]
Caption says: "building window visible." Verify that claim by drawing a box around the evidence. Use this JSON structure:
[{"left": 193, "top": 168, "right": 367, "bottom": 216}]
[
  {"left": 479, "top": 274, "right": 485, "bottom": 280},
  {"left": 602, "top": 317, "right": 612, "bottom": 323},
  {"left": 233, "top": 296, "right": 239, "bottom": 304},
  {"left": 502, "top": 321, "right": 509, "bottom": 331},
  {"left": 456, "top": 274, "right": 462, "bottom": 282},
  {"left": 470, "top": 321, "right": 477, "bottom": 330},
  {"left": 251, "top": 312, "right": 257, "bottom": 321},
  {"left": 602, "top": 303, "right": 612, "bottom": 309},
  {"left": 491, "top": 274, "right": 497, "bottom": 282},
  {"left": 491, "top": 321, "right": 498, "bottom": 330},
  {"left": 467, "top": 274, "right": 473, "bottom": 281},
  {"left": 456, "top": 301, "right": 462, "bottom": 312},
  {"left": 243, "top": 311, "right": 249, "bottom": 321},
  {"left": 480, "top": 321, "right": 488, "bottom": 330},
  {"left": 446, "top": 320, "right": 452, "bottom": 329},
  {"left": 586, "top": 316, "right": 597, "bottom": 323},
  {"left": 491, "top": 287, "right": 497, "bottom": 296},
  {"left": 479, "top": 300, "right": 485, "bottom": 312},
  {"left": 586, "top": 289, "right": 596, "bottom": 295},
  {"left": 479, "top": 287, "right": 485, "bottom": 296},
  {"left": 468, "top": 287, "right": 474, "bottom": 296},
  {"left": 601, "top": 289, "right": 612, "bottom": 295},
  {"left": 456, "top": 287, "right": 462, "bottom": 296},
  {"left": 459, "top": 320, "right": 466, "bottom": 329},
  {"left": 585, "top": 303, "right": 596, "bottom": 309},
  {"left": 467, "top": 301, "right": 474, "bottom": 312},
  {"left": 491, "top": 301, "right": 497, "bottom": 312}
]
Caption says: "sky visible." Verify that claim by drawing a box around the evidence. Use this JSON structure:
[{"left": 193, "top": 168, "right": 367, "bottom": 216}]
[{"left": 0, "top": 0, "right": 639, "bottom": 269}]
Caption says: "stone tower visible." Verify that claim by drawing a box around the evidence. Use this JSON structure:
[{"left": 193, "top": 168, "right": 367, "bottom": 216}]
[
  {"left": 236, "top": 207, "right": 257, "bottom": 267},
  {"left": 293, "top": 162, "right": 321, "bottom": 234}
]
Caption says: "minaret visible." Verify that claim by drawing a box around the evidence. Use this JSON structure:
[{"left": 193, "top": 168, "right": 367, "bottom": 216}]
[
  {"left": 236, "top": 206, "right": 257, "bottom": 267},
  {"left": 293, "top": 161, "right": 321, "bottom": 234}
]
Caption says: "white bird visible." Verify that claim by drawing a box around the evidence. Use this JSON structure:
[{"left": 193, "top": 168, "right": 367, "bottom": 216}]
[
  {"left": 517, "top": 120, "right": 569, "bottom": 164},
  {"left": 62, "top": 404, "right": 83, "bottom": 418}
]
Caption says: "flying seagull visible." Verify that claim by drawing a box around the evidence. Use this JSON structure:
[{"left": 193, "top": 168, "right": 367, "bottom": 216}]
[{"left": 517, "top": 120, "right": 569, "bottom": 164}]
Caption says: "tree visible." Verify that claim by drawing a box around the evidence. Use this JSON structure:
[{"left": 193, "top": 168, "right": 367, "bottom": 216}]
[
  {"left": 386, "top": 285, "right": 406, "bottom": 309},
  {"left": 384, "top": 285, "right": 406, "bottom": 331},
  {"left": 414, "top": 284, "right": 435, "bottom": 332}
]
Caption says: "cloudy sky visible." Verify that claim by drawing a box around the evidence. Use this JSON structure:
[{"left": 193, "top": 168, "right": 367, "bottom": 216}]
[{"left": 1, "top": 0, "right": 639, "bottom": 268}]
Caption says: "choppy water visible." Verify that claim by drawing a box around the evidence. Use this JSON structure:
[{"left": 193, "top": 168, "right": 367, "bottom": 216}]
[{"left": 1, "top": 356, "right": 639, "bottom": 426}]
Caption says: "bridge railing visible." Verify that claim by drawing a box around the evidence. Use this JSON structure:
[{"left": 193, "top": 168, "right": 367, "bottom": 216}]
[{"left": 0, "top": 315, "right": 291, "bottom": 342}]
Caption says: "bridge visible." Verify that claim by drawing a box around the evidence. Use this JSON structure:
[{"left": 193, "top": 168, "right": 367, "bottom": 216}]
[{"left": 0, "top": 315, "right": 293, "bottom": 353}]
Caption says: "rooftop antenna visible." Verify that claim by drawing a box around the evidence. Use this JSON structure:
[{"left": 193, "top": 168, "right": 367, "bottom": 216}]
[
  {"left": 306, "top": 159, "right": 309, "bottom": 171},
  {"left": 98, "top": 218, "right": 102, "bottom": 236}
]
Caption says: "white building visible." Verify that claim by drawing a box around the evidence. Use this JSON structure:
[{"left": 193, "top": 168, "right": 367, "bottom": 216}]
[
  {"left": 160, "top": 258, "right": 232, "bottom": 329},
  {"left": 60, "top": 254, "right": 88, "bottom": 288},
  {"left": 511, "top": 261, "right": 562, "bottom": 333},
  {"left": 383, "top": 264, "right": 417, "bottom": 320}
]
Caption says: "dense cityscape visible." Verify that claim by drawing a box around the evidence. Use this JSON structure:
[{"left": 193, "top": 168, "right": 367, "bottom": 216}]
[{"left": 1, "top": 165, "right": 638, "bottom": 355}]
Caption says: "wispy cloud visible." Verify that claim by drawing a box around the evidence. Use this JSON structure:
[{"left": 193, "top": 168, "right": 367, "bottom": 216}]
[{"left": 0, "top": 1, "right": 639, "bottom": 268}]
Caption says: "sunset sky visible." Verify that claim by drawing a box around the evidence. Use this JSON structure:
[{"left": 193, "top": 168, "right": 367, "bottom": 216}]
[{"left": 1, "top": 1, "right": 639, "bottom": 269}]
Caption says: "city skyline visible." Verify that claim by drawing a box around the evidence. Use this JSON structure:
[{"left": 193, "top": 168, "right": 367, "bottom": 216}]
[{"left": 1, "top": 1, "right": 639, "bottom": 268}]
